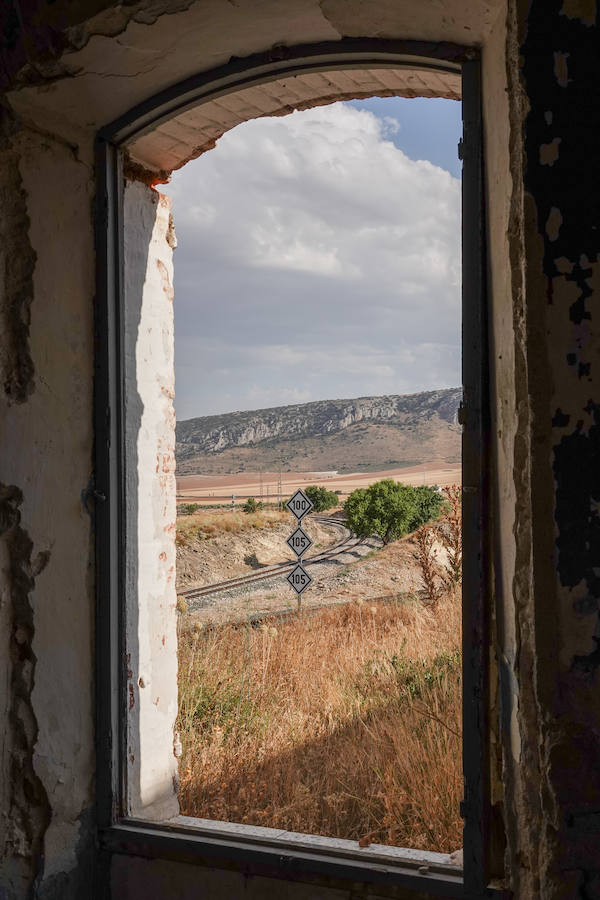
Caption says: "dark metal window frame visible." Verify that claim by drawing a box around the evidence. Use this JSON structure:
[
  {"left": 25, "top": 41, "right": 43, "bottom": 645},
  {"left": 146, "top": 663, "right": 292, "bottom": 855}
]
[{"left": 94, "top": 38, "right": 501, "bottom": 899}]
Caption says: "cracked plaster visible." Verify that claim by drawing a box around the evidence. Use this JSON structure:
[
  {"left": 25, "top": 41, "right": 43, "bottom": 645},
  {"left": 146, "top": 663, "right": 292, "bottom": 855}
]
[
  {"left": 2, "top": 0, "right": 600, "bottom": 896},
  {"left": 3, "top": 0, "right": 504, "bottom": 151},
  {"left": 0, "top": 121, "right": 95, "bottom": 898}
]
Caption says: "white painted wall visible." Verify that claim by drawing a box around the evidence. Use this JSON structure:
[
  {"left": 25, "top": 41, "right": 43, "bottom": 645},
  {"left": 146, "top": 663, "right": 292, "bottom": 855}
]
[{"left": 123, "top": 180, "right": 180, "bottom": 821}]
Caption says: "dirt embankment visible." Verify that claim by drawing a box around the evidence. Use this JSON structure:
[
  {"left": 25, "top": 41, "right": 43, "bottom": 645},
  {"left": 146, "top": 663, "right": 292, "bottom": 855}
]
[{"left": 176, "top": 514, "right": 338, "bottom": 592}]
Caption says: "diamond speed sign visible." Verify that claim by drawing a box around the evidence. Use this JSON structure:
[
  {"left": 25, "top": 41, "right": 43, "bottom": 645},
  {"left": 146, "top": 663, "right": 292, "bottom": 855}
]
[
  {"left": 286, "top": 564, "right": 312, "bottom": 595},
  {"left": 286, "top": 526, "right": 313, "bottom": 558},
  {"left": 286, "top": 488, "right": 314, "bottom": 520}
]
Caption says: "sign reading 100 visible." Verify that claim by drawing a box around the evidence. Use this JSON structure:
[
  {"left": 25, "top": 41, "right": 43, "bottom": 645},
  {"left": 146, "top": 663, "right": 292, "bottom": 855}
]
[{"left": 286, "top": 488, "right": 314, "bottom": 521}]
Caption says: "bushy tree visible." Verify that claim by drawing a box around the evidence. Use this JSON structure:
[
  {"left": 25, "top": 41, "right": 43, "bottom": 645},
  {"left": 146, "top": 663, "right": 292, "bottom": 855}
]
[
  {"left": 344, "top": 479, "right": 443, "bottom": 544},
  {"left": 304, "top": 484, "right": 339, "bottom": 512},
  {"left": 411, "top": 485, "right": 445, "bottom": 527},
  {"left": 243, "top": 497, "right": 262, "bottom": 513}
]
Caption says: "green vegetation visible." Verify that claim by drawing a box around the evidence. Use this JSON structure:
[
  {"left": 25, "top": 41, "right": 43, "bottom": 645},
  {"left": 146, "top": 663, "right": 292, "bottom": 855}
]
[
  {"left": 304, "top": 484, "right": 339, "bottom": 512},
  {"left": 344, "top": 479, "right": 443, "bottom": 544},
  {"left": 178, "top": 502, "right": 201, "bottom": 515},
  {"left": 243, "top": 497, "right": 264, "bottom": 513}
]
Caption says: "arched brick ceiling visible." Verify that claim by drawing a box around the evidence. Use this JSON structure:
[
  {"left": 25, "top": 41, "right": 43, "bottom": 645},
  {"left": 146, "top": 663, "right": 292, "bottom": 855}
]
[{"left": 126, "top": 65, "right": 461, "bottom": 174}]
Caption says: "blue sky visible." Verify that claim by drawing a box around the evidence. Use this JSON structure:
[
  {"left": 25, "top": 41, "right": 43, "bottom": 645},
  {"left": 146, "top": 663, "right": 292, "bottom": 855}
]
[
  {"left": 164, "top": 97, "right": 462, "bottom": 420},
  {"left": 349, "top": 97, "right": 462, "bottom": 179}
]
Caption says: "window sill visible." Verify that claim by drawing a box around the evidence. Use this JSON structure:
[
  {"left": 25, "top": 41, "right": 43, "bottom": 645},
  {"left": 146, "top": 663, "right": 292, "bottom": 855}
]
[{"left": 101, "top": 816, "right": 506, "bottom": 898}]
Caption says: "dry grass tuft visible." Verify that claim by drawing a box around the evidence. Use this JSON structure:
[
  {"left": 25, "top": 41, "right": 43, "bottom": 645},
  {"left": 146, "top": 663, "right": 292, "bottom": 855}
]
[
  {"left": 177, "top": 589, "right": 462, "bottom": 851},
  {"left": 176, "top": 508, "right": 288, "bottom": 547},
  {"left": 413, "top": 485, "right": 463, "bottom": 607}
]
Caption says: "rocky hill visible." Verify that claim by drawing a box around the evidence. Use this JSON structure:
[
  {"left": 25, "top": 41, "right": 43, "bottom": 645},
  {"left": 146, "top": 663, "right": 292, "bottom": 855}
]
[{"left": 176, "top": 388, "right": 461, "bottom": 475}]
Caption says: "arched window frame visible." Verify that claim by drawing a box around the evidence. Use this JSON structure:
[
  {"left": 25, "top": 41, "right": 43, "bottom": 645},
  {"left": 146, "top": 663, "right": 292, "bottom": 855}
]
[{"left": 94, "top": 39, "right": 502, "bottom": 899}]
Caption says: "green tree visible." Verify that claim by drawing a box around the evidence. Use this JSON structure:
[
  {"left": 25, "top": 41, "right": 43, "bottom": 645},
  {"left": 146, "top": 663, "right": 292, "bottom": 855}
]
[
  {"left": 304, "top": 484, "right": 339, "bottom": 512},
  {"left": 243, "top": 497, "right": 257, "bottom": 513},
  {"left": 411, "top": 485, "right": 445, "bottom": 527},
  {"left": 344, "top": 480, "right": 443, "bottom": 544}
]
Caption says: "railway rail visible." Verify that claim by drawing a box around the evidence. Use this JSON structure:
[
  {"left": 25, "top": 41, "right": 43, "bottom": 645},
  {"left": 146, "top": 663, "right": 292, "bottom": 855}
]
[{"left": 179, "top": 515, "right": 360, "bottom": 602}]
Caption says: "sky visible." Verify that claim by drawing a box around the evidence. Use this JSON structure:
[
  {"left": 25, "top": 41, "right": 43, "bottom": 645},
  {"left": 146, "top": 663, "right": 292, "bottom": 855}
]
[{"left": 163, "top": 96, "right": 462, "bottom": 421}]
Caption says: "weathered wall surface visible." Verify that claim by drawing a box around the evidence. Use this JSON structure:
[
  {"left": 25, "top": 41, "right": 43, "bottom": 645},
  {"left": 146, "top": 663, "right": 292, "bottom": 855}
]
[
  {"left": 123, "top": 180, "right": 179, "bottom": 822},
  {"left": 2, "top": 0, "right": 502, "bottom": 148},
  {"left": 2, "top": 0, "right": 600, "bottom": 897},
  {"left": 480, "top": 0, "right": 515, "bottom": 877},
  {"left": 505, "top": 0, "right": 600, "bottom": 897},
  {"left": 0, "top": 118, "right": 96, "bottom": 897},
  {"left": 110, "top": 852, "right": 447, "bottom": 900}
]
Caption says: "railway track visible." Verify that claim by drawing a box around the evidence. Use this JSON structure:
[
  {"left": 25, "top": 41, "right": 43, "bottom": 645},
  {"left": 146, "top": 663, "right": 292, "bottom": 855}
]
[{"left": 179, "top": 515, "right": 360, "bottom": 602}]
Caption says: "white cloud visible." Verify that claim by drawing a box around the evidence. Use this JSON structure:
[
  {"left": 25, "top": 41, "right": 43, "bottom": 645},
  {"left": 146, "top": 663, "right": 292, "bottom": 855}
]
[{"left": 163, "top": 100, "right": 461, "bottom": 419}]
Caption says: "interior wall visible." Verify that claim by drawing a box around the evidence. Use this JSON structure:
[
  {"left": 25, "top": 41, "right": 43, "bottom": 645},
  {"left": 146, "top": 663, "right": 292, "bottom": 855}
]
[
  {"left": 0, "top": 2, "right": 506, "bottom": 897},
  {"left": 480, "top": 0, "right": 514, "bottom": 878},
  {"left": 4, "top": 0, "right": 600, "bottom": 898},
  {"left": 109, "top": 853, "right": 446, "bottom": 900},
  {"left": 513, "top": 2, "right": 600, "bottom": 896},
  {"left": 0, "top": 122, "right": 97, "bottom": 897}
]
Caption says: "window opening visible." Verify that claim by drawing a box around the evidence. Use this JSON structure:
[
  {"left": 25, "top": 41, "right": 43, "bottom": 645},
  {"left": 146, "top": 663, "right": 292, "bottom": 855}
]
[
  {"left": 164, "top": 96, "right": 464, "bottom": 855},
  {"left": 95, "top": 44, "right": 494, "bottom": 897}
]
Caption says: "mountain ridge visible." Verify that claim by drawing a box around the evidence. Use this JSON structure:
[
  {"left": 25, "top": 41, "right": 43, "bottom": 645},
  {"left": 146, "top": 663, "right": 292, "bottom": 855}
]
[{"left": 176, "top": 388, "right": 462, "bottom": 475}]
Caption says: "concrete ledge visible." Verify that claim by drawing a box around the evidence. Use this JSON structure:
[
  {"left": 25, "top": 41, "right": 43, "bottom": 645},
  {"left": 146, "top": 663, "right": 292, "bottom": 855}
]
[{"left": 172, "top": 815, "right": 460, "bottom": 873}]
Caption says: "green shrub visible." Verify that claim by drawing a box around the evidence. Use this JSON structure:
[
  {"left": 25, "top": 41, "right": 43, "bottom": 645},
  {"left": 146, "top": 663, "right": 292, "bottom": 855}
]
[
  {"left": 179, "top": 503, "right": 200, "bottom": 515},
  {"left": 344, "top": 480, "right": 443, "bottom": 544},
  {"left": 304, "top": 484, "right": 339, "bottom": 512}
]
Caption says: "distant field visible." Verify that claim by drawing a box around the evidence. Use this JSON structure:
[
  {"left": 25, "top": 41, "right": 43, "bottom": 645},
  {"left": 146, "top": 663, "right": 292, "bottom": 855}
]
[{"left": 176, "top": 461, "right": 462, "bottom": 506}]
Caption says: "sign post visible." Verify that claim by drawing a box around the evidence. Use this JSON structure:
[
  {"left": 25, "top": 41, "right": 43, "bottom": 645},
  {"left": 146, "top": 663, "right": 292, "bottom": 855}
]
[{"left": 285, "top": 489, "right": 314, "bottom": 614}]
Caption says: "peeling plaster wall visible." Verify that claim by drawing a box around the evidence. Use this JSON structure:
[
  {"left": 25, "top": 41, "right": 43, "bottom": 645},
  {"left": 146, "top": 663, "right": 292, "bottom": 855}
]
[
  {"left": 507, "top": 0, "right": 600, "bottom": 896},
  {"left": 0, "top": 115, "right": 36, "bottom": 404},
  {"left": 0, "top": 483, "right": 51, "bottom": 898},
  {"left": 3, "top": 0, "right": 503, "bottom": 150},
  {"left": 123, "top": 180, "right": 179, "bottom": 822},
  {"left": 0, "top": 123, "right": 96, "bottom": 897},
  {"left": 3, "top": 0, "right": 600, "bottom": 897}
]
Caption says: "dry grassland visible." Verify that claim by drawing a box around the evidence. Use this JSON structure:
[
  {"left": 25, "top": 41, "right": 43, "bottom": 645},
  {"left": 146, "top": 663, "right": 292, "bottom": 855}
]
[
  {"left": 176, "top": 507, "right": 288, "bottom": 547},
  {"left": 177, "top": 588, "right": 462, "bottom": 852}
]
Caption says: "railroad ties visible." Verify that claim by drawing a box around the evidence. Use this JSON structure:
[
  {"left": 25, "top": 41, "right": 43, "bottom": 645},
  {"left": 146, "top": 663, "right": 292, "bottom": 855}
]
[{"left": 179, "top": 514, "right": 358, "bottom": 604}]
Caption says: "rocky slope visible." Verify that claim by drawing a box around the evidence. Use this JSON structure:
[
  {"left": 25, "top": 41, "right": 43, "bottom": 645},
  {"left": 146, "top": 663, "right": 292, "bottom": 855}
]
[{"left": 176, "top": 388, "right": 461, "bottom": 475}]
